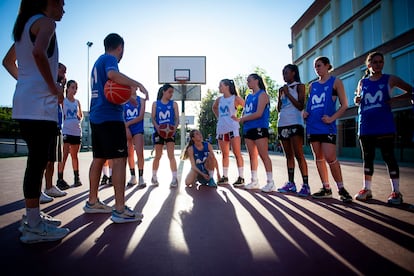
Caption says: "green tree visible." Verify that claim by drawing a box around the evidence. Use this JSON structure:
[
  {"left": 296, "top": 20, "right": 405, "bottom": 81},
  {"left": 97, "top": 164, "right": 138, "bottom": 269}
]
[{"left": 197, "top": 89, "right": 218, "bottom": 142}]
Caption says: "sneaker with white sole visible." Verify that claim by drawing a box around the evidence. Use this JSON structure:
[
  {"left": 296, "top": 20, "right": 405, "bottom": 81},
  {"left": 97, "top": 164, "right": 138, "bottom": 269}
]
[
  {"left": 244, "top": 180, "right": 259, "bottom": 190},
  {"left": 261, "top": 181, "right": 276, "bottom": 193},
  {"left": 138, "top": 177, "right": 147, "bottom": 188},
  {"left": 20, "top": 220, "right": 70, "bottom": 244},
  {"left": 45, "top": 186, "right": 67, "bottom": 197},
  {"left": 83, "top": 199, "right": 112, "bottom": 213},
  {"left": 354, "top": 189, "right": 372, "bottom": 201},
  {"left": 127, "top": 176, "right": 137, "bottom": 187},
  {"left": 111, "top": 206, "right": 143, "bottom": 223},
  {"left": 387, "top": 192, "right": 403, "bottom": 205},
  {"left": 40, "top": 191, "right": 53, "bottom": 204},
  {"left": 19, "top": 212, "right": 62, "bottom": 233},
  {"left": 151, "top": 177, "right": 159, "bottom": 186},
  {"left": 277, "top": 182, "right": 297, "bottom": 193},
  {"left": 170, "top": 178, "right": 178, "bottom": 188}
]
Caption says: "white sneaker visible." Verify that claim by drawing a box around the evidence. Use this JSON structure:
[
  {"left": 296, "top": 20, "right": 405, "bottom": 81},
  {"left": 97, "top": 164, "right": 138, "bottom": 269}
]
[
  {"left": 45, "top": 186, "right": 67, "bottom": 197},
  {"left": 19, "top": 212, "right": 62, "bottom": 233},
  {"left": 244, "top": 180, "right": 259, "bottom": 190},
  {"left": 83, "top": 199, "right": 112, "bottom": 214},
  {"left": 261, "top": 181, "right": 276, "bottom": 193},
  {"left": 40, "top": 192, "right": 53, "bottom": 204},
  {"left": 151, "top": 177, "right": 159, "bottom": 186},
  {"left": 138, "top": 177, "right": 147, "bottom": 188},
  {"left": 128, "top": 175, "right": 138, "bottom": 186},
  {"left": 170, "top": 178, "right": 178, "bottom": 188},
  {"left": 20, "top": 220, "right": 70, "bottom": 244},
  {"left": 127, "top": 176, "right": 137, "bottom": 187}
]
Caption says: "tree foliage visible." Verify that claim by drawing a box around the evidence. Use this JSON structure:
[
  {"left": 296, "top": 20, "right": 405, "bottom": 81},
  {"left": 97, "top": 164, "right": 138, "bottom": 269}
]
[{"left": 197, "top": 89, "right": 219, "bottom": 142}]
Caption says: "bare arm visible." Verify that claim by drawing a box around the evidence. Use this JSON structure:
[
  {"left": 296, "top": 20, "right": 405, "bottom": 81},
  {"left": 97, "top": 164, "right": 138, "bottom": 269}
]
[
  {"left": 31, "top": 17, "right": 62, "bottom": 98},
  {"left": 323, "top": 78, "right": 348, "bottom": 124},
  {"left": 173, "top": 102, "right": 179, "bottom": 129},
  {"left": 151, "top": 102, "right": 159, "bottom": 131},
  {"left": 389, "top": 75, "right": 413, "bottom": 101},
  {"left": 212, "top": 97, "right": 220, "bottom": 118},
  {"left": 286, "top": 84, "right": 305, "bottom": 110},
  {"left": 3, "top": 44, "right": 18, "bottom": 80}
]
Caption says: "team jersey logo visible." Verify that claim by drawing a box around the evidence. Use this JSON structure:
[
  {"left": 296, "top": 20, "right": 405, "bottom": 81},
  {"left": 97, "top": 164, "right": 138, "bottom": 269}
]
[
  {"left": 66, "top": 108, "right": 78, "bottom": 120},
  {"left": 158, "top": 110, "right": 171, "bottom": 124},
  {"left": 310, "top": 92, "right": 325, "bottom": 110},
  {"left": 363, "top": 90, "right": 383, "bottom": 111},
  {"left": 219, "top": 105, "right": 230, "bottom": 116},
  {"left": 245, "top": 102, "right": 253, "bottom": 114},
  {"left": 126, "top": 108, "right": 138, "bottom": 121}
]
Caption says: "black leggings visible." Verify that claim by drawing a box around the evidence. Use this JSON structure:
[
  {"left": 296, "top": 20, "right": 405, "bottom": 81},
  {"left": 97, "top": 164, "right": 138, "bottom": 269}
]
[
  {"left": 19, "top": 120, "right": 57, "bottom": 199},
  {"left": 359, "top": 135, "right": 399, "bottom": 179}
]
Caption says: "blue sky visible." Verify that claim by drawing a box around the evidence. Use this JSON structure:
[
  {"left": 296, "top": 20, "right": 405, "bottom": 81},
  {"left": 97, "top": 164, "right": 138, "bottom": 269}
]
[{"left": 0, "top": 0, "right": 313, "bottom": 113}]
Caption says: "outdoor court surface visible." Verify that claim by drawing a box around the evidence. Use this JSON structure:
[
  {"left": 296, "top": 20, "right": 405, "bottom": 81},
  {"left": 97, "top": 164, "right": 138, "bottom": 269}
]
[{"left": 0, "top": 150, "right": 413, "bottom": 275}]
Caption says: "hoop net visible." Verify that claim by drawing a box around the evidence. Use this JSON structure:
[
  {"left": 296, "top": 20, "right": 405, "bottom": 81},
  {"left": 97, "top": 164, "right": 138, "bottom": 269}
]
[{"left": 175, "top": 76, "right": 189, "bottom": 84}]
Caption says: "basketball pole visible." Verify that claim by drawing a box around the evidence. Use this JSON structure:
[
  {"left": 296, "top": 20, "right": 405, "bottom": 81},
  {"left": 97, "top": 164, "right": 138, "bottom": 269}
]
[{"left": 180, "top": 83, "right": 187, "bottom": 151}]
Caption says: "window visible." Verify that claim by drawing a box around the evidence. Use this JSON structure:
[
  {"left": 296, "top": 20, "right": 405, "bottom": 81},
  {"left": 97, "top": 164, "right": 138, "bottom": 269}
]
[
  {"left": 340, "top": 73, "right": 357, "bottom": 107},
  {"left": 320, "top": 8, "right": 332, "bottom": 38},
  {"left": 361, "top": 8, "right": 382, "bottom": 53},
  {"left": 393, "top": 0, "right": 414, "bottom": 36},
  {"left": 392, "top": 47, "right": 414, "bottom": 87},
  {"left": 341, "top": 119, "right": 357, "bottom": 147},
  {"left": 307, "top": 53, "right": 317, "bottom": 83},
  {"left": 339, "top": 0, "right": 353, "bottom": 24},
  {"left": 295, "top": 35, "right": 303, "bottom": 57},
  {"left": 338, "top": 28, "right": 355, "bottom": 65},
  {"left": 306, "top": 23, "right": 316, "bottom": 50},
  {"left": 321, "top": 42, "right": 333, "bottom": 65}
]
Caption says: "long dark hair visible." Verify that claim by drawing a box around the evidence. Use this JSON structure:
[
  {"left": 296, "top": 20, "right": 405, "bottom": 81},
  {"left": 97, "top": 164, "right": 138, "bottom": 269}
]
[
  {"left": 283, "top": 64, "right": 302, "bottom": 83},
  {"left": 248, "top": 73, "right": 266, "bottom": 91},
  {"left": 157, "top": 83, "right": 173, "bottom": 100},
  {"left": 13, "top": 0, "right": 49, "bottom": 42},
  {"left": 181, "top": 129, "right": 198, "bottom": 160},
  {"left": 220, "top": 79, "right": 238, "bottom": 96}
]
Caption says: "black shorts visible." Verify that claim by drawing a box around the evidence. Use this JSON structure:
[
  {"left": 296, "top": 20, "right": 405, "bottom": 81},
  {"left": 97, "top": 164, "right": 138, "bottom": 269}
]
[
  {"left": 63, "top": 134, "right": 81, "bottom": 145},
  {"left": 244, "top": 128, "right": 269, "bottom": 140},
  {"left": 47, "top": 132, "right": 60, "bottom": 162},
  {"left": 307, "top": 134, "right": 337, "bottom": 144},
  {"left": 278, "top": 124, "right": 304, "bottom": 140},
  {"left": 153, "top": 132, "right": 175, "bottom": 145},
  {"left": 91, "top": 121, "right": 128, "bottom": 159}
]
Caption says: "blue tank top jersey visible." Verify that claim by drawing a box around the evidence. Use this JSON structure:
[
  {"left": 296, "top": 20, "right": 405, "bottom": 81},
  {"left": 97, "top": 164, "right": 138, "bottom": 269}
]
[
  {"left": 154, "top": 100, "right": 175, "bottom": 131},
  {"left": 193, "top": 142, "right": 209, "bottom": 174},
  {"left": 124, "top": 97, "right": 144, "bottom": 134},
  {"left": 89, "top": 54, "right": 123, "bottom": 124},
  {"left": 305, "top": 76, "right": 337, "bottom": 135},
  {"left": 243, "top": 90, "right": 270, "bottom": 133},
  {"left": 358, "top": 74, "right": 394, "bottom": 135}
]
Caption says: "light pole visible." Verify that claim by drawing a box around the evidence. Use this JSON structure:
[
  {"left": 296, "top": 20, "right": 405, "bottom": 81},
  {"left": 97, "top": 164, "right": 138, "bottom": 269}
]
[{"left": 86, "top": 41, "right": 93, "bottom": 149}]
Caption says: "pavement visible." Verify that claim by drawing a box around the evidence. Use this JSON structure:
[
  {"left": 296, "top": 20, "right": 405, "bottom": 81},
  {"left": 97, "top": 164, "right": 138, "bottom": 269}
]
[{"left": 0, "top": 149, "right": 413, "bottom": 275}]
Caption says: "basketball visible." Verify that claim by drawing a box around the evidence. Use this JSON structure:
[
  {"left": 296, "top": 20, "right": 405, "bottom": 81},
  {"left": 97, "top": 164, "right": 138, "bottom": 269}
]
[
  {"left": 158, "top": 124, "right": 175, "bottom": 139},
  {"left": 104, "top": 80, "right": 131, "bottom": 105}
]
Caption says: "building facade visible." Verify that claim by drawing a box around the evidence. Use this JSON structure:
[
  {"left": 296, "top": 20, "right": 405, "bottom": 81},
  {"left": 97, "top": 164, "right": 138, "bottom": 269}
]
[{"left": 291, "top": 0, "right": 414, "bottom": 162}]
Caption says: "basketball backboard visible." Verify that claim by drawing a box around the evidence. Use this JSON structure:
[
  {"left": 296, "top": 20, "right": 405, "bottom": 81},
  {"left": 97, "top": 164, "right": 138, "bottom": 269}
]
[{"left": 158, "top": 56, "right": 206, "bottom": 84}]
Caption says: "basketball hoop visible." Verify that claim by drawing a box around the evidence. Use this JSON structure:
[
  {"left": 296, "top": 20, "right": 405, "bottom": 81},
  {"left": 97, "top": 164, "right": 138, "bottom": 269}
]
[{"left": 175, "top": 76, "right": 189, "bottom": 85}]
